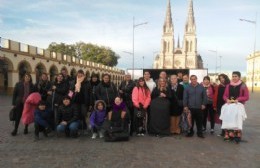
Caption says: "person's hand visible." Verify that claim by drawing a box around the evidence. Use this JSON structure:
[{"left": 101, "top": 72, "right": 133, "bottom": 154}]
[
  {"left": 47, "top": 91, "right": 52, "bottom": 95},
  {"left": 226, "top": 99, "right": 231, "bottom": 104},
  {"left": 160, "top": 93, "right": 166, "bottom": 97},
  {"left": 61, "top": 121, "right": 67, "bottom": 125},
  {"left": 201, "top": 105, "right": 206, "bottom": 110},
  {"left": 213, "top": 107, "right": 217, "bottom": 111},
  {"left": 119, "top": 90, "right": 123, "bottom": 94},
  {"left": 52, "top": 86, "right": 56, "bottom": 90}
]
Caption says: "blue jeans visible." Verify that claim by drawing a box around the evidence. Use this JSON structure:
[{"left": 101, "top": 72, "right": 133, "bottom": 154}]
[{"left": 57, "top": 120, "right": 80, "bottom": 135}]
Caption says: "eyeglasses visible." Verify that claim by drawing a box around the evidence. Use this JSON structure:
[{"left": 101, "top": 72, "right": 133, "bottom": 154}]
[{"left": 232, "top": 76, "right": 238, "bottom": 77}]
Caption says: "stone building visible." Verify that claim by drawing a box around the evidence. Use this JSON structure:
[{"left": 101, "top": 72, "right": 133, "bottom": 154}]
[
  {"left": 247, "top": 51, "right": 260, "bottom": 90},
  {"left": 153, "top": 0, "right": 203, "bottom": 69},
  {"left": 0, "top": 37, "right": 125, "bottom": 94}
]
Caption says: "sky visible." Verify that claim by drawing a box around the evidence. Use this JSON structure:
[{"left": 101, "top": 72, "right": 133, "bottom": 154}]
[{"left": 1, "top": 0, "right": 260, "bottom": 74}]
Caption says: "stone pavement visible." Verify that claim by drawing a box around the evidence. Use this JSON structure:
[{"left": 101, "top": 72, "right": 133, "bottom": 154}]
[{"left": 0, "top": 93, "right": 259, "bottom": 168}]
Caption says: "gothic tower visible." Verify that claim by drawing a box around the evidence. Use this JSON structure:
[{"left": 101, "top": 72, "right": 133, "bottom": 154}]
[
  {"left": 158, "top": 0, "right": 174, "bottom": 69},
  {"left": 183, "top": 0, "right": 197, "bottom": 68},
  {"left": 153, "top": 0, "right": 203, "bottom": 69}
]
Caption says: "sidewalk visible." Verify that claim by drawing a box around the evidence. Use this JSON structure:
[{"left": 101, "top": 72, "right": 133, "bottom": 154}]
[{"left": 0, "top": 92, "right": 259, "bottom": 168}]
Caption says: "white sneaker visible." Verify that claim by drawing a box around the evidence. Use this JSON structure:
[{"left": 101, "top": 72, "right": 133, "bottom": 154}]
[
  {"left": 99, "top": 132, "right": 104, "bottom": 138},
  {"left": 91, "top": 133, "right": 97, "bottom": 139}
]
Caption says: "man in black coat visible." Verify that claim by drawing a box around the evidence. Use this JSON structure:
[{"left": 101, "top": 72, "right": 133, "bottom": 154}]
[{"left": 118, "top": 74, "right": 136, "bottom": 135}]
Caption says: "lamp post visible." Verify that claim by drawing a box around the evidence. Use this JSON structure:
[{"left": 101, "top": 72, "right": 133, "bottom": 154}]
[
  {"left": 219, "top": 55, "right": 222, "bottom": 73},
  {"left": 208, "top": 49, "right": 218, "bottom": 74},
  {"left": 142, "top": 56, "right": 145, "bottom": 69},
  {"left": 240, "top": 13, "right": 257, "bottom": 93},
  {"left": 132, "top": 17, "right": 148, "bottom": 78}
]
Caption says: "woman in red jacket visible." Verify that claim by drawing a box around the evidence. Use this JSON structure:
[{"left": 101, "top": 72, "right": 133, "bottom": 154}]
[{"left": 132, "top": 77, "right": 151, "bottom": 136}]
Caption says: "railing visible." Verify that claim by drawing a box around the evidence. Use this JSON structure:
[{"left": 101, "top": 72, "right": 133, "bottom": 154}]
[{"left": 0, "top": 37, "right": 124, "bottom": 73}]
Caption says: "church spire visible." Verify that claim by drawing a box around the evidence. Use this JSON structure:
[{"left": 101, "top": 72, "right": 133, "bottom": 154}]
[
  {"left": 185, "top": 0, "right": 196, "bottom": 33},
  {"left": 177, "top": 34, "right": 180, "bottom": 48},
  {"left": 163, "top": 0, "right": 173, "bottom": 33}
]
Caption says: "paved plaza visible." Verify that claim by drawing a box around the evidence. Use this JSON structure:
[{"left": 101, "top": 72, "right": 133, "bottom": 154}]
[{"left": 0, "top": 92, "right": 259, "bottom": 168}]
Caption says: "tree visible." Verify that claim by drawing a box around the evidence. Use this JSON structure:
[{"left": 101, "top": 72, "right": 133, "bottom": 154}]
[{"left": 47, "top": 42, "right": 120, "bottom": 66}]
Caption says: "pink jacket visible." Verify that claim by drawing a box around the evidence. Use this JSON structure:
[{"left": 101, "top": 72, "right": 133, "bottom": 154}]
[
  {"left": 223, "top": 83, "right": 249, "bottom": 104},
  {"left": 132, "top": 87, "right": 151, "bottom": 109},
  {"left": 21, "top": 92, "right": 42, "bottom": 125}
]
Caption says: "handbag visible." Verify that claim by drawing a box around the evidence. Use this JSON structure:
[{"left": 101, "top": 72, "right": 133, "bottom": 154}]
[{"left": 9, "top": 107, "right": 16, "bottom": 121}]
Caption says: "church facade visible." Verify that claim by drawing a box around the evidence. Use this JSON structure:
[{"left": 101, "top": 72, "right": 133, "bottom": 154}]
[{"left": 153, "top": 0, "right": 203, "bottom": 69}]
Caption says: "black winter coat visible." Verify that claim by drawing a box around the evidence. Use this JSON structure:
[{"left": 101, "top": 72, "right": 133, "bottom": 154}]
[
  {"left": 35, "top": 80, "right": 52, "bottom": 101},
  {"left": 169, "top": 84, "right": 184, "bottom": 116},
  {"left": 118, "top": 80, "right": 135, "bottom": 107},
  {"left": 96, "top": 81, "right": 118, "bottom": 109},
  {"left": 73, "top": 80, "right": 92, "bottom": 107},
  {"left": 12, "top": 82, "right": 35, "bottom": 106},
  {"left": 51, "top": 81, "right": 69, "bottom": 105},
  {"left": 57, "top": 104, "right": 79, "bottom": 124}
]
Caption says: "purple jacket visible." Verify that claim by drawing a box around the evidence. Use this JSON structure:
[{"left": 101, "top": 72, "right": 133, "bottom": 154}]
[{"left": 90, "top": 110, "right": 106, "bottom": 127}]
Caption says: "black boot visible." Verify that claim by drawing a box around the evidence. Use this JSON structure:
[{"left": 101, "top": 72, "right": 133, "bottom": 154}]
[
  {"left": 11, "top": 129, "right": 17, "bottom": 136},
  {"left": 24, "top": 125, "right": 28, "bottom": 134}
]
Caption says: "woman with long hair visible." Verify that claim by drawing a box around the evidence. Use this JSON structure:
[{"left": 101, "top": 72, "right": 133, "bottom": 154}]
[
  {"left": 95, "top": 74, "right": 118, "bottom": 113},
  {"left": 11, "top": 73, "right": 35, "bottom": 136},
  {"left": 132, "top": 77, "right": 151, "bottom": 136},
  {"left": 213, "top": 74, "right": 230, "bottom": 136},
  {"left": 149, "top": 78, "right": 171, "bottom": 136}
]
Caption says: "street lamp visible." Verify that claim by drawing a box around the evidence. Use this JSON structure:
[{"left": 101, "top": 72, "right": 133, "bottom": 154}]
[
  {"left": 219, "top": 55, "right": 222, "bottom": 73},
  {"left": 133, "top": 17, "right": 148, "bottom": 78},
  {"left": 142, "top": 56, "right": 145, "bottom": 69},
  {"left": 208, "top": 49, "right": 218, "bottom": 75},
  {"left": 240, "top": 13, "right": 257, "bottom": 93}
]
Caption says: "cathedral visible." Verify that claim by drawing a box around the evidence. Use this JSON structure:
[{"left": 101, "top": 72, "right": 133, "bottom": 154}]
[{"left": 153, "top": 0, "right": 204, "bottom": 69}]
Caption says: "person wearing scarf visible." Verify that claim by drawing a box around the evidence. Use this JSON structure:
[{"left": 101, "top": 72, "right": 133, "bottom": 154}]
[
  {"left": 201, "top": 76, "right": 215, "bottom": 134},
  {"left": 222, "top": 71, "right": 249, "bottom": 143},
  {"left": 73, "top": 70, "right": 92, "bottom": 131}
]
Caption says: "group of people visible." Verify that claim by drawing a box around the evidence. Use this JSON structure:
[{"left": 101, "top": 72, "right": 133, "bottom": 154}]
[{"left": 11, "top": 69, "right": 249, "bottom": 143}]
